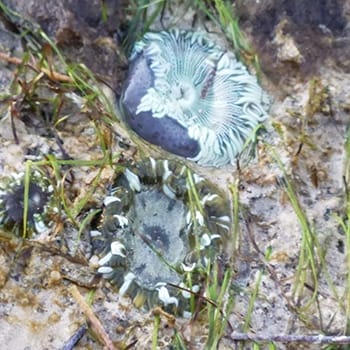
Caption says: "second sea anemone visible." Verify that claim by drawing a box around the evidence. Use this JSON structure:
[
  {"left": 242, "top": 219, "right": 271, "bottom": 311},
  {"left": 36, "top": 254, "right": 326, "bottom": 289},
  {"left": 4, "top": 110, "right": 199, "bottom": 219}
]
[{"left": 91, "top": 158, "right": 231, "bottom": 314}]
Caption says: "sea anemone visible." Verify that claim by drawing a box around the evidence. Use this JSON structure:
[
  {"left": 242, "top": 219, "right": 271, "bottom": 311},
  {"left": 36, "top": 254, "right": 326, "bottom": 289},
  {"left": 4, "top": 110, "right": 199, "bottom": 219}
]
[
  {"left": 91, "top": 158, "right": 231, "bottom": 314},
  {"left": 0, "top": 171, "right": 53, "bottom": 235},
  {"left": 120, "top": 29, "right": 270, "bottom": 167}
]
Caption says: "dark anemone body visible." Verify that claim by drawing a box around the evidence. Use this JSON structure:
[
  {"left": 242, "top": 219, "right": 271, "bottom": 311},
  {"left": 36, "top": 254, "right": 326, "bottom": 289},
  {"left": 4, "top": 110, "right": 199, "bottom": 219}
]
[
  {"left": 121, "top": 30, "right": 270, "bottom": 167},
  {"left": 91, "top": 158, "right": 231, "bottom": 314},
  {"left": 121, "top": 51, "right": 201, "bottom": 158},
  {"left": 2, "top": 183, "right": 48, "bottom": 223},
  {"left": 0, "top": 173, "right": 52, "bottom": 235}
]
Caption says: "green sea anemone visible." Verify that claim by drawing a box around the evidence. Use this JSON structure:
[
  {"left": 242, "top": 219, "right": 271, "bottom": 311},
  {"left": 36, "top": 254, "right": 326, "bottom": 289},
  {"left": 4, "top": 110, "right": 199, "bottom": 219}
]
[
  {"left": 121, "top": 29, "right": 269, "bottom": 167},
  {"left": 92, "top": 158, "right": 231, "bottom": 314}
]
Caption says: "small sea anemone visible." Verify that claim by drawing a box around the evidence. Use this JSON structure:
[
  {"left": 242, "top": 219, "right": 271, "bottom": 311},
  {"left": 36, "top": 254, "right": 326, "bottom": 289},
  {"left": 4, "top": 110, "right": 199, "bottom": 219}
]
[
  {"left": 91, "top": 158, "right": 231, "bottom": 314},
  {"left": 121, "top": 29, "right": 270, "bottom": 167},
  {"left": 0, "top": 171, "right": 53, "bottom": 235}
]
